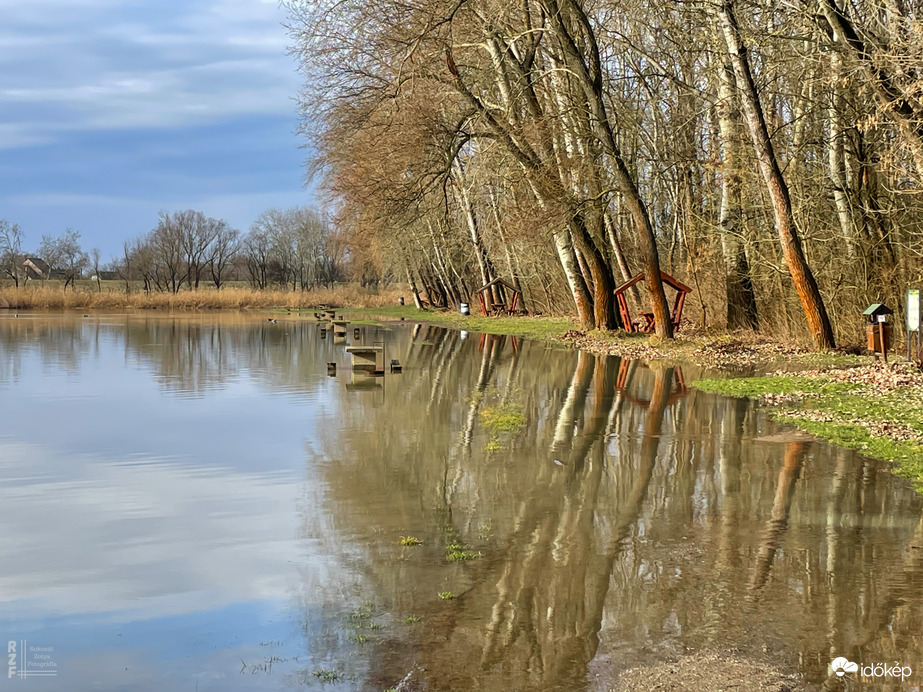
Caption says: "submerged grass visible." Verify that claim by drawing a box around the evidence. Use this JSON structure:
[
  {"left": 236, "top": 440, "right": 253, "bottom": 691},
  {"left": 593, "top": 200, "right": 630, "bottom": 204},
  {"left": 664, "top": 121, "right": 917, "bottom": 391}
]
[
  {"left": 311, "top": 669, "right": 343, "bottom": 683},
  {"left": 693, "top": 374, "right": 923, "bottom": 489},
  {"left": 445, "top": 541, "right": 483, "bottom": 562},
  {"left": 479, "top": 400, "right": 526, "bottom": 452},
  {"left": 480, "top": 403, "right": 526, "bottom": 434}
]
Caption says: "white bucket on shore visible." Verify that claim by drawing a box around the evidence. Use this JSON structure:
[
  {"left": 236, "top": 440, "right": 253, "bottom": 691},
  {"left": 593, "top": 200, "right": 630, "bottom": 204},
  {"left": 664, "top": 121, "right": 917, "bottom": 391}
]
[{"left": 459, "top": 303, "right": 470, "bottom": 316}]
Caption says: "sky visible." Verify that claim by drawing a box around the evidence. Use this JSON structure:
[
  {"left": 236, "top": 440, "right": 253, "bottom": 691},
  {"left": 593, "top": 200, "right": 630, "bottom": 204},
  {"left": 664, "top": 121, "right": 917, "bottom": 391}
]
[{"left": 0, "top": 0, "right": 312, "bottom": 259}]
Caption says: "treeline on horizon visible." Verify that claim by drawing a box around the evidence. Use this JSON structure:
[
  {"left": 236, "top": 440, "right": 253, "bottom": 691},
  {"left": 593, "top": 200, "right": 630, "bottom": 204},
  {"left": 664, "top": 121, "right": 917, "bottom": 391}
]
[
  {"left": 284, "top": 0, "right": 923, "bottom": 347},
  {"left": 0, "top": 207, "right": 351, "bottom": 294}
]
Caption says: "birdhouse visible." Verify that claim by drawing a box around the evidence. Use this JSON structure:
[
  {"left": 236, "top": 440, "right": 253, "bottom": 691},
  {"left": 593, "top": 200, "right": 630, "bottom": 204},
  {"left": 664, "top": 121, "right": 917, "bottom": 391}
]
[
  {"left": 863, "top": 303, "right": 893, "bottom": 358},
  {"left": 862, "top": 303, "right": 893, "bottom": 324}
]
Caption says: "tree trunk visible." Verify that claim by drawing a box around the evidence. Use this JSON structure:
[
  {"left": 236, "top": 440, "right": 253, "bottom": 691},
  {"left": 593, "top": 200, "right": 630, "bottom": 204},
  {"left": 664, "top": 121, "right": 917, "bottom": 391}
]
[
  {"left": 554, "top": 231, "right": 594, "bottom": 329},
  {"left": 827, "top": 50, "right": 857, "bottom": 259},
  {"left": 456, "top": 173, "right": 496, "bottom": 294},
  {"left": 715, "top": 57, "right": 759, "bottom": 330},
  {"left": 719, "top": 1, "right": 835, "bottom": 349},
  {"left": 544, "top": 0, "right": 673, "bottom": 337},
  {"left": 820, "top": 0, "right": 923, "bottom": 175}
]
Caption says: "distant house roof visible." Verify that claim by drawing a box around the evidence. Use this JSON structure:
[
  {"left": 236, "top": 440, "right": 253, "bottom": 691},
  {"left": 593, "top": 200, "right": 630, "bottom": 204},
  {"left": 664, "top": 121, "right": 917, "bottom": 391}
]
[
  {"left": 23, "top": 257, "right": 50, "bottom": 278},
  {"left": 23, "top": 256, "right": 49, "bottom": 272}
]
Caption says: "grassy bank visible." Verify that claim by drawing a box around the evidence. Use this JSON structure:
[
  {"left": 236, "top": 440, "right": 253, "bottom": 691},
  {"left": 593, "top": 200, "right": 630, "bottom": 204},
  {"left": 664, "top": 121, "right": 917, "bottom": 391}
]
[
  {"left": 692, "top": 365, "right": 923, "bottom": 489},
  {"left": 330, "top": 306, "right": 579, "bottom": 340}
]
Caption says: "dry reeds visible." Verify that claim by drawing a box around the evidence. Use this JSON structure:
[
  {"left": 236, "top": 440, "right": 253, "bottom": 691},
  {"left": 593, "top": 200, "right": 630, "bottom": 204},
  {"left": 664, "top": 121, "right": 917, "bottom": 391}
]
[{"left": 0, "top": 283, "right": 404, "bottom": 311}]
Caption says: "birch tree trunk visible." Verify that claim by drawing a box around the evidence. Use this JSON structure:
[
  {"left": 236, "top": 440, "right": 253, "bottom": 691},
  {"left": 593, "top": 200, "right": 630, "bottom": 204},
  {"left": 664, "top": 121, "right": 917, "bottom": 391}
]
[{"left": 544, "top": 0, "right": 673, "bottom": 337}]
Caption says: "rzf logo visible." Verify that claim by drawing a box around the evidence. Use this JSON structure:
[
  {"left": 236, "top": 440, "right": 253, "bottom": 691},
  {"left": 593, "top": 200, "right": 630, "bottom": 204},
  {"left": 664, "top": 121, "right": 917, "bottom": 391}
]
[{"left": 8, "top": 641, "right": 16, "bottom": 679}]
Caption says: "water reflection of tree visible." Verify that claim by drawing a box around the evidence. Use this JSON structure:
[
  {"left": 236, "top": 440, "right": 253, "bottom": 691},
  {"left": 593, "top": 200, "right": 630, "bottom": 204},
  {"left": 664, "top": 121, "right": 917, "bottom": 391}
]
[
  {"left": 311, "top": 338, "right": 688, "bottom": 689},
  {"left": 8, "top": 318, "right": 923, "bottom": 689},
  {"left": 0, "top": 317, "right": 97, "bottom": 381},
  {"left": 310, "top": 333, "right": 923, "bottom": 691}
]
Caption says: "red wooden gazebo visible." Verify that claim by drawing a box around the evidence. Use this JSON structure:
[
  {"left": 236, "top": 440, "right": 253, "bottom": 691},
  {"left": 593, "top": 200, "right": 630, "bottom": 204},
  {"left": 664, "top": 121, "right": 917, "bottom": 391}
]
[
  {"left": 476, "top": 278, "right": 522, "bottom": 316},
  {"left": 614, "top": 271, "right": 691, "bottom": 333}
]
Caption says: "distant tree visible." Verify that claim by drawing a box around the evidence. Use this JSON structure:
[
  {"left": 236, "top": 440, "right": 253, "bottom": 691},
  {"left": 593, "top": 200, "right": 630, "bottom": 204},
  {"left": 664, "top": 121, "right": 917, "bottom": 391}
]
[
  {"left": 0, "top": 219, "right": 23, "bottom": 287},
  {"left": 177, "top": 210, "right": 225, "bottom": 289},
  {"left": 115, "top": 240, "right": 134, "bottom": 294},
  {"left": 128, "top": 238, "right": 157, "bottom": 293},
  {"left": 246, "top": 207, "right": 337, "bottom": 290},
  {"left": 209, "top": 226, "right": 241, "bottom": 289},
  {"left": 90, "top": 248, "right": 101, "bottom": 292},
  {"left": 38, "top": 227, "right": 88, "bottom": 291},
  {"left": 149, "top": 213, "right": 188, "bottom": 293},
  {"left": 243, "top": 226, "right": 273, "bottom": 289}
]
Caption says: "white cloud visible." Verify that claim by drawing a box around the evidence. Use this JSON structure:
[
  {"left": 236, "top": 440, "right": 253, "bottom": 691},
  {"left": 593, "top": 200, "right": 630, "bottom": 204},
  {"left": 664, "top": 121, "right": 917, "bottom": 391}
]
[
  {"left": 0, "top": 439, "right": 311, "bottom": 620},
  {"left": 0, "top": 0, "right": 300, "bottom": 139}
]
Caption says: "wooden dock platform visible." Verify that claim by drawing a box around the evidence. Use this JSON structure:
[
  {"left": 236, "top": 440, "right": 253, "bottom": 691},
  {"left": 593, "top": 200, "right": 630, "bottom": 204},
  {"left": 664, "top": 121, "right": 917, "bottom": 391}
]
[{"left": 345, "top": 345, "right": 384, "bottom": 373}]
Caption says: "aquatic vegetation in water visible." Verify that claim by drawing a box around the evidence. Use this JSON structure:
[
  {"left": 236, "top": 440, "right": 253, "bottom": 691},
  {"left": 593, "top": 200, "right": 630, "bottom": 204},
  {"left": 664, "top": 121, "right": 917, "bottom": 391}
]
[
  {"left": 403, "top": 615, "right": 421, "bottom": 624},
  {"left": 445, "top": 541, "right": 482, "bottom": 562},
  {"left": 480, "top": 400, "right": 526, "bottom": 451},
  {"left": 345, "top": 603, "right": 376, "bottom": 624},
  {"left": 438, "top": 591, "right": 455, "bottom": 600},
  {"left": 312, "top": 669, "right": 343, "bottom": 683},
  {"left": 480, "top": 403, "right": 526, "bottom": 434},
  {"left": 399, "top": 536, "right": 422, "bottom": 546}
]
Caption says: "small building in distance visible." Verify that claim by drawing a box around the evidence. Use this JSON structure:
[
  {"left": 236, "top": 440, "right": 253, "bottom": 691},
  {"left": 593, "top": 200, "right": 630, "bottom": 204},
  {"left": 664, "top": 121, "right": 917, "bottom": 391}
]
[
  {"left": 23, "top": 257, "right": 50, "bottom": 280},
  {"left": 22, "top": 257, "right": 66, "bottom": 281},
  {"left": 92, "top": 270, "right": 120, "bottom": 281}
]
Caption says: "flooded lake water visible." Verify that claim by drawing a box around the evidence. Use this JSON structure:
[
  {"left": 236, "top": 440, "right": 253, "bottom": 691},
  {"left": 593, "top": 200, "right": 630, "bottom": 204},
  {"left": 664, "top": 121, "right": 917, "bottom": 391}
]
[{"left": 1, "top": 313, "right": 922, "bottom": 691}]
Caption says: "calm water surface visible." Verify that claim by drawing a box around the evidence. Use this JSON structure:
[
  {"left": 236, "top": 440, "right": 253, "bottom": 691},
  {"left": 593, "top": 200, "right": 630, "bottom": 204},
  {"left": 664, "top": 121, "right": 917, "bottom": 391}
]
[{"left": 0, "top": 313, "right": 922, "bottom": 691}]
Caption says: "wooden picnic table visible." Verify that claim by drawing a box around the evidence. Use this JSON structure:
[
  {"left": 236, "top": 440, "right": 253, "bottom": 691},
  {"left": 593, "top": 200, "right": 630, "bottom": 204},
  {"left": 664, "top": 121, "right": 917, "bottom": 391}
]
[{"left": 635, "top": 312, "right": 655, "bottom": 333}]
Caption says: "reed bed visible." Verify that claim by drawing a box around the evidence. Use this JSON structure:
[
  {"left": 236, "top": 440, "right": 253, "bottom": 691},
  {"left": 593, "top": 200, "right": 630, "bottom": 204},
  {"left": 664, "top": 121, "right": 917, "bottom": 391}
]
[{"left": 0, "top": 283, "right": 404, "bottom": 311}]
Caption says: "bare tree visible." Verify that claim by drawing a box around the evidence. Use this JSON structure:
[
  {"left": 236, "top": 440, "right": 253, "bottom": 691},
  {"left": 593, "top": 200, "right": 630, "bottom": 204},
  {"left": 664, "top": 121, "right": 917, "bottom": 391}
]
[
  {"left": 209, "top": 226, "right": 240, "bottom": 290},
  {"left": 91, "top": 248, "right": 101, "bottom": 292},
  {"left": 0, "top": 219, "right": 23, "bottom": 287},
  {"left": 718, "top": 1, "right": 835, "bottom": 349},
  {"left": 38, "top": 228, "right": 89, "bottom": 291}
]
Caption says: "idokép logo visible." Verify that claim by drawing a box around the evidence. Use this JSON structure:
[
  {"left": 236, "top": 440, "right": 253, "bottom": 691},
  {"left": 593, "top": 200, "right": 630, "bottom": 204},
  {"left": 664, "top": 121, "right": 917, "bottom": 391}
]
[
  {"left": 830, "top": 657, "right": 858, "bottom": 677},
  {"left": 830, "top": 656, "right": 912, "bottom": 681}
]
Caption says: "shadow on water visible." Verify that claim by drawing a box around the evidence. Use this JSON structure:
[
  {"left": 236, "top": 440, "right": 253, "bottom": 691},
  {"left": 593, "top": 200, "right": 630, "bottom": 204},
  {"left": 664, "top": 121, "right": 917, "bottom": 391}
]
[{"left": 1, "top": 315, "right": 922, "bottom": 691}]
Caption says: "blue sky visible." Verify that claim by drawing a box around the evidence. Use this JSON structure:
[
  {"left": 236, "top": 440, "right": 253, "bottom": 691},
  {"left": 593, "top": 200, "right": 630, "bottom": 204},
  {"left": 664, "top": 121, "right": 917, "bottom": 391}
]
[{"left": 0, "top": 0, "right": 311, "bottom": 258}]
